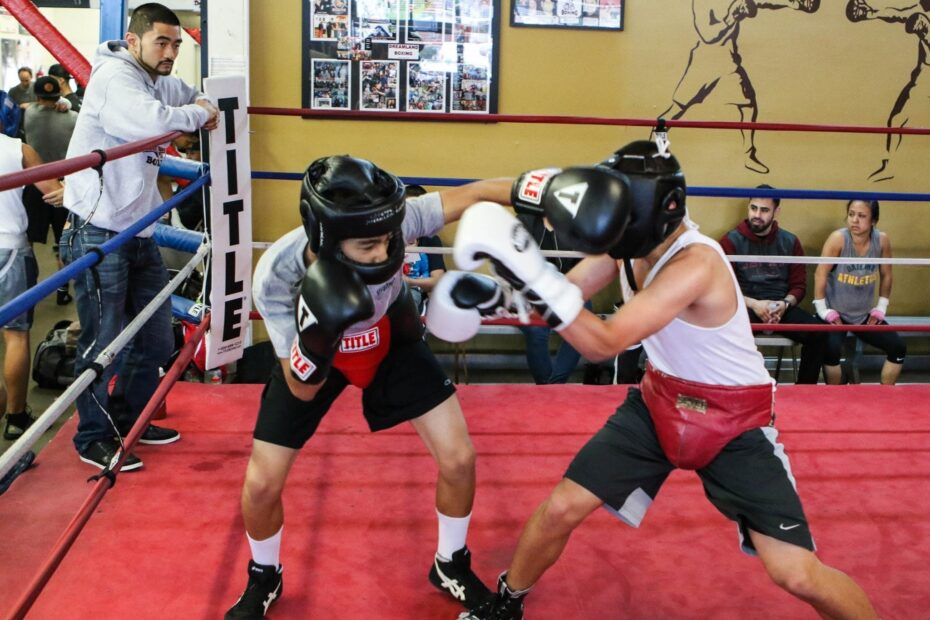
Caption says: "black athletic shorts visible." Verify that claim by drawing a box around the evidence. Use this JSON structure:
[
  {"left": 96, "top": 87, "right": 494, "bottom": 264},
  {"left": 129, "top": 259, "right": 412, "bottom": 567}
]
[
  {"left": 254, "top": 339, "right": 456, "bottom": 449},
  {"left": 566, "top": 387, "right": 815, "bottom": 555},
  {"left": 24, "top": 185, "right": 67, "bottom": 247}
]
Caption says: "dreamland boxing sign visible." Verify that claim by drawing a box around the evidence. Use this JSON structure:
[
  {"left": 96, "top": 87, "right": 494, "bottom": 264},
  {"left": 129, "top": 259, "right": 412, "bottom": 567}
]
[{"left": 204, "top": 75, "right": 251, "bottom": 370}]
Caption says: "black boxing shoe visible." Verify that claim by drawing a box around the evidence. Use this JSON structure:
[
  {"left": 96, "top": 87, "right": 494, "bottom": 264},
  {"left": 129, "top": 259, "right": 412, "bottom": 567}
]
[
  {"left": 225, "top": 560, "right": 283, "bottom": 620},
  {"left": 3, "top": 409, "right": 36, "bottom": 441},
  {"left": 457, "top": 572, "right": 528, "bottom": 620},
  {"left": 429, "top": 546, "right": 492, "bottom": 610}
]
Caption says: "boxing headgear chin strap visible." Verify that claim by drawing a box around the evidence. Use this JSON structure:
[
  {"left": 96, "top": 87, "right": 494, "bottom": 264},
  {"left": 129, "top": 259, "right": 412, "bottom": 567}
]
[
  {"left": 300, "top": 155, "right": 407, "bottom": 285},
  {"left": 600, "top": 140, "right": 687, "bottom": 259}
]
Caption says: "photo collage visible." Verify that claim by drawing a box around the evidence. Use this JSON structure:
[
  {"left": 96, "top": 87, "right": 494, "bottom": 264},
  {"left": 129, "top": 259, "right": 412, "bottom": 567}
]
[
  {"left": 511, "top": 0, "right": 622, "bottom": 30},
  {"left": 305, "top": 0, "right": 497, "bottom": 114}
]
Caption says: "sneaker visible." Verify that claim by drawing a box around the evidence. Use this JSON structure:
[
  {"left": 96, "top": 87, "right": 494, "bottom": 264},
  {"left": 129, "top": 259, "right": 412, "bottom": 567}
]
[
  {"left": 79, "top": 438, "right": 143, "bottom": 472},
  {"left": 3, "top": 409, "right": 36, "bottom": 441},
  {"left": 0, "top": 451, "right": 35, "bottom": 495},
  {"left": 56, "top": 287, "right": 72, "bottom": 305},
  {"left": 429, "top": 546, "right": 493, "bottom": 610},
  {"left": 457, "top": 572, "right": 528, "bottom": 620},
  {"left": 225, "top": 560, "right": 283, "bottom": 619},
  {"left": 122, "top": 424, "right": 181, "bottom": 445}
]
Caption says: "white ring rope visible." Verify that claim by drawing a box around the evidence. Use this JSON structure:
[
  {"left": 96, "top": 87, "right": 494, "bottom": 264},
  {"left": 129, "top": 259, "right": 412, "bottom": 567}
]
[
  {"left": 0, "top": 241, "right": 211, "bottom": 482},
  {"left": 251, "top": 242, "right": 930, "bottom": 266}
]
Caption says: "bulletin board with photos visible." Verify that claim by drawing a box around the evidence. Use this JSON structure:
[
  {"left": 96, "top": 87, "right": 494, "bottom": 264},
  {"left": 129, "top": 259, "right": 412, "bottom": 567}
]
[
  {"left": 302, "top": 0, "right": 500, "bottom": 114},
  {"left": 511, "top": 0, "right": 622, "bottom": 31}
]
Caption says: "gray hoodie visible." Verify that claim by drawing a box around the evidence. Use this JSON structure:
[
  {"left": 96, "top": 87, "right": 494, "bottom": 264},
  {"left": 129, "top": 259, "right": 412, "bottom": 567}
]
[{"left": 64, "top": 41, "right": 210, "bottom": 236}]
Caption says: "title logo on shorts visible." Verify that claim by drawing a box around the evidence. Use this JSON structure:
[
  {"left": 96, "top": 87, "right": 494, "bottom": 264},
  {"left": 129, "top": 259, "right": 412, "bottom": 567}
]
[
  {"left": 515, "top": 168, "right": 560, "bottom": 205},
  {"left": 340, "top": 327, "right": 380, "bottom": 352},
  {"left": 676, "top": 394, "right": 707, "bottom": 415}
]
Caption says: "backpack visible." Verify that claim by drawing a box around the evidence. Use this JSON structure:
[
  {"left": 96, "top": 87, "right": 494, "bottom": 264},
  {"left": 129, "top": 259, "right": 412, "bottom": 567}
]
[
  {"left": 0, "top": 90, "right": 21, "bottom": 138},
  {"left": 32, "top": 320, "right": 79, "bottom": 389}
]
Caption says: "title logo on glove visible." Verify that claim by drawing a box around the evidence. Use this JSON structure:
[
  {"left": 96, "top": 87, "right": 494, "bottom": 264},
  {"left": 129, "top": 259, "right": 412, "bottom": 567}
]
[
  {"left": 296, "top": 296, "right": 318, "bottom": 332},
  {"left": 554, "top": 182, "right": 588, "bottom": 218},
  {"left": 290, "top": 337, "right": 317, "bottom": 381},
  {"left": 516, "top": 168, "right": 560, "bottom": 205}
]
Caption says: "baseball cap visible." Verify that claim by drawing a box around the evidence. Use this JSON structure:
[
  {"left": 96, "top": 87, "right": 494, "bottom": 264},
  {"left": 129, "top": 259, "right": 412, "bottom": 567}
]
[
  {"left": 34, "top": 76, "right": 61, "bottom": 99},
  {"left": 47, "top": 64, "right": 72, "bottom": 81}
]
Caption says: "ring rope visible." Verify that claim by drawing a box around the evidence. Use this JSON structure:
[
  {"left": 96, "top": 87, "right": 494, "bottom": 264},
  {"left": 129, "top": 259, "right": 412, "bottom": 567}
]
[
  {"left": 251, "top": 172, "right": 930, "bottom": 203},
  {"left": 478, "top": 317, "right": 930, "bottom": 333},
  {"left": 0, "top": 131, "right": 183, "bottom": 193},
  {"left": 0, "top": 173, "right": 210, "bottom": 327},
  {"left": 6, "top": 313, "right": 212, "bottom": 620},
  {"left": 395, "top": 247, "right": 930, "bottom": 266},
  {"left": 246, "top": 107, "right": 930, "bottom": 137},
  {"left": 0, "top": 242, "right": 211, "bottom": 483}
]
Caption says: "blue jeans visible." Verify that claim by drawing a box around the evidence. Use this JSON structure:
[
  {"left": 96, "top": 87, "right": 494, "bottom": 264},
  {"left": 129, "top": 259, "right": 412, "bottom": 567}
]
[
  {"left": 519, "top": 301, "right": 591, "bottom": 384},
  {"left": 60, "top": 221, "right": 173, "bottom": 453},
  {"left": 520, "top": 325, "right": 581, "bottom": 384}
]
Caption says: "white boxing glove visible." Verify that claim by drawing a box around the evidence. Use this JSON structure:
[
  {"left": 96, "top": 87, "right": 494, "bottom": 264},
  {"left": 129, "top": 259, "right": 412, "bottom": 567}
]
[
  {"left": 454, "top": 202, "right": 584, "bottom": 331},
  {"left": 426, "top": 271, "right": 514, "bottom": 342}
]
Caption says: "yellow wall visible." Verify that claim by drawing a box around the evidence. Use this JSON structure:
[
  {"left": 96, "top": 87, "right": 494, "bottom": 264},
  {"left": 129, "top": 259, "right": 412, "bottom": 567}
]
[{"left": 249, "top": 1, "right": 930, "bottom": 314}]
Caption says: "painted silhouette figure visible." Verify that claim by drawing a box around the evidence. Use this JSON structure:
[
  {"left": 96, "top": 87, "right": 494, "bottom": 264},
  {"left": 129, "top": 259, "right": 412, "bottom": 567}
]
[
  {"left": 662, "top": 0, "right": 820, "bottom": 174},
  {"left": 846, "top": 0, "right": 930, "bottom": 182}
]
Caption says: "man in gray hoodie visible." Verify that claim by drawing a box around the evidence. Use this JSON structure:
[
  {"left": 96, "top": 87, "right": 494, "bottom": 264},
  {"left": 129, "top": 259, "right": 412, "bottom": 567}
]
[{"left": 59, "top": 2, "right": 218, "bottom": 472}]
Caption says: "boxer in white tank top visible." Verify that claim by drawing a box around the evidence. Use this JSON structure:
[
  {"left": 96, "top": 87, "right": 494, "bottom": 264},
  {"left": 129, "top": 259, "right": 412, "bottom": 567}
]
[{"left": 453, "top": 140, "right": 877, "bottom": 620}]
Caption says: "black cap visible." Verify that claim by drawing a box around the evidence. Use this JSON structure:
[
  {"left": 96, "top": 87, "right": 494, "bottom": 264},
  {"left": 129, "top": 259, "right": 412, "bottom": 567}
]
[
  {"left": 34, "top": 76, "right": 61, "bottom": 99},
  {"left": 47, "top": 64, "right": 72, "bottom": 81}
]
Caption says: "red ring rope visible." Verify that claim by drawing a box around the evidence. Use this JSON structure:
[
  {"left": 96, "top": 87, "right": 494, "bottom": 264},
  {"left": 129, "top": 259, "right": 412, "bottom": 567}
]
[
  {"left": 0, "top": 131, "right": 182, "bottom": 193},
  {"left": 7, "top": 314, "right": 211, "bottom": 620},
  {"left": 246, "top": 107, "right": 930, "bottom": 136}
]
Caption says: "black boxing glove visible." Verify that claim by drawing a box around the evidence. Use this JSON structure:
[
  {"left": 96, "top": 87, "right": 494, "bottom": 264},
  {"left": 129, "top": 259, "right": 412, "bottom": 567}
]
[
  {"left": 387, "top": 282, "right": 426, "bottom": 346},
  {"left": 729, "top": 0, "right": 758, "bottom": 22},
  {"left": 907, "top": 12, "right": 930, "bottom": 38},
  {"left": 290, "top": 258, "right": 375, "bottom": 384},
  {"left": 512, "top": 166, "right": 632, "bottom": 255},
  {"left": 846, "top": 0, "right": 873, "bottom": 22}
]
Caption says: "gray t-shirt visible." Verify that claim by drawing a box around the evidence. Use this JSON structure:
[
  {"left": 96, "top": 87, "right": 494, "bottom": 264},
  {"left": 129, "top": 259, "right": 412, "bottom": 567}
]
[
  {"left": 253, "top": 193, "right": 445, "bottom": 358},
  {"left": 8, "top": 83, "right": 35, "bottom": 107},
  {"left": 825, "top": 227, "right": 882, "bottom": 324},
  {"left": 24, "top": 105, "right": 78, "bottom": 163}
]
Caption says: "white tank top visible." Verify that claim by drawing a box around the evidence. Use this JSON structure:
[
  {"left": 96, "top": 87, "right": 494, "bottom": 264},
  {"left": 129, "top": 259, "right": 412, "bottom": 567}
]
[
  {"left": 0, "top": 135, "right": 26, "bottom": 247},
  {"left": 621, "top": 227, "right": 772, "bottom": 386}
]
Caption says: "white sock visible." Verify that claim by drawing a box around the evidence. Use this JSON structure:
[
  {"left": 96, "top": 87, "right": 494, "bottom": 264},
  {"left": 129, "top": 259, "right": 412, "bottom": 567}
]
[
  {"left": 436, "top": 510, "right": 471, "bottom": 561},
  {"left": 248, "top": 526, "right": 283, "bottom": 568}
]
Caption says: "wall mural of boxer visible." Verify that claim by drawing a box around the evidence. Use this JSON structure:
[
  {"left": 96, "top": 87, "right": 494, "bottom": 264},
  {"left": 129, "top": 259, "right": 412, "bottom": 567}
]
[
  {"left": 845, "top": 0, "right": 930, "bottom": 182},
  {"left": 659, "top": 0, "right": 821, "bottom": 175}
]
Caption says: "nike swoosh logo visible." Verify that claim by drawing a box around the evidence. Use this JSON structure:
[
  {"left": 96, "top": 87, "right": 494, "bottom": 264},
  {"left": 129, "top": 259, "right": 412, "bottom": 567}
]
[{"left": 779, "top": 523, "right": 801, "bottom": 531}]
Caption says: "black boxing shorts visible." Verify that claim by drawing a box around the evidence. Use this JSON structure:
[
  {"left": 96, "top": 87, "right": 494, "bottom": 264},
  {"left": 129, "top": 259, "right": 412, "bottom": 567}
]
[{"left": 254, "top": 338, "right": 455, "bottom": 449}]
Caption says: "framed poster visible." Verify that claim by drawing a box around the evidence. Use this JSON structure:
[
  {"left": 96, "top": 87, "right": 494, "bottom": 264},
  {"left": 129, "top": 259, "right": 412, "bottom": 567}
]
[
  {"left": 511, "top": 0, "right": 622, "bottom": 31},
  {"left": 303, "top": 0, "right": 500, "bottom": 114}
]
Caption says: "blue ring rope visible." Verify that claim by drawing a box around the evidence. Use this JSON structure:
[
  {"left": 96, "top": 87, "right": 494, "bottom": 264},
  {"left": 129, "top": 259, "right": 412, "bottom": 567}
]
[
  {"left": 251, "top": 172, "right": 930, "bottom": 203},
  {"left": 0, "top": 173, "right": 211, "bottom": 328}
]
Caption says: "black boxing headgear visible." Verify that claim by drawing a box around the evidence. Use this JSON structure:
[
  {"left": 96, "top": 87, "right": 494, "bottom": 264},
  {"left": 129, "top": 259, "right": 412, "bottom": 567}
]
[
  {"left": 300, "top": 155, "right": 406, "bottom": 284},
  {"left": 600, "top": 140, "right": 687, "bottom": 259}
]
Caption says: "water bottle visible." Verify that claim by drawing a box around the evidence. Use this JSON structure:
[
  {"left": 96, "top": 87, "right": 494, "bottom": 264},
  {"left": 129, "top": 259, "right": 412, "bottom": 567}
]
[{"left": 204, "top": 368, "right": 223, "bottom": 384}]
